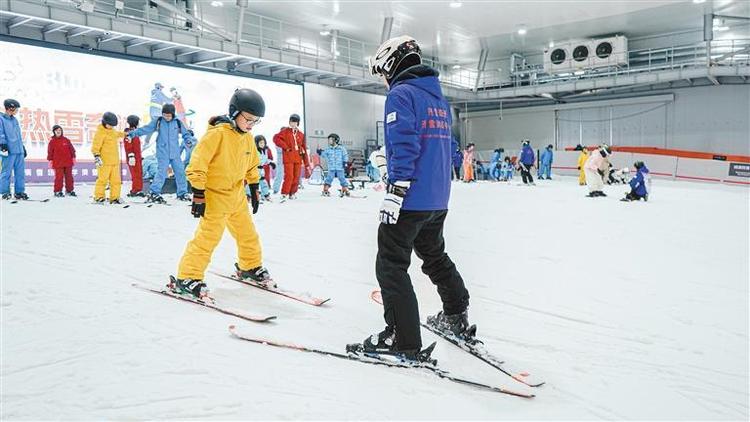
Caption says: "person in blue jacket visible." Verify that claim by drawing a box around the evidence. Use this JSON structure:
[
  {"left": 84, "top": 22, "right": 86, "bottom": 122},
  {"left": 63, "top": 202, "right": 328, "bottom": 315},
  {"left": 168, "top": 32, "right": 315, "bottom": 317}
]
[
  {"left": 451, "top": 144, "right": 462, "bottom": 180},
  {"left": 272, "top": 133, "right": 284, "bottom": 194},
  {"left": 347, "top": 36, "right": 471, "bottom": 362},
  {"left": 320, "top": 133, "right": 350, "bottom": 197},
  {"left": 518, "top": 139, "right": 535, "bottom": 185},
  {"left": 538, "top": 144, "right": 553, "bottom": 180},
  {"left": 142, "top": 154, "right": 158, "bottom": 182},
  {"left": 501, "top": 156, "right": 513, "bottom": 181},
  {"left": 128, "top": 103, "right": 195, "bottom": 203},
  {"left": 180, "top": 129, "right": 197, "bottom": 167},
  {"left": 144, "top": 82, "right": 172, "bottom": 147},
  {"left": 622, "top": 161, "right": 650, "bottom": 202},
  {"left": 0, "top": 99, "right": 28, "bottom": 200},
  {"left": 489, "top": 148, "right": 503, "bottom": 181}
]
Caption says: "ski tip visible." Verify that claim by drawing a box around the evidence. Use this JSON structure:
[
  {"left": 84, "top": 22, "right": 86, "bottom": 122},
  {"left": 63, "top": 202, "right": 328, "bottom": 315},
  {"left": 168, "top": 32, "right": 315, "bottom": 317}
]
[{"left": 316, "top": 298, "right": 332, "bottom": 306}]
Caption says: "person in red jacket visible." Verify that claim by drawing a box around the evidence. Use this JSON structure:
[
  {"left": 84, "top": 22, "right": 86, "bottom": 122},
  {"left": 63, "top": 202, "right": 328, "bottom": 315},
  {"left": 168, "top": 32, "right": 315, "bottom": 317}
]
[
  {"left": 123, "top": 115, "right": 145, "bottom": 197},
  {"left": 273, "top": 114, "right": 309, "bottom": 201},
  {"left": 47, "top": 125, "right": 76, "bottom": 197}
]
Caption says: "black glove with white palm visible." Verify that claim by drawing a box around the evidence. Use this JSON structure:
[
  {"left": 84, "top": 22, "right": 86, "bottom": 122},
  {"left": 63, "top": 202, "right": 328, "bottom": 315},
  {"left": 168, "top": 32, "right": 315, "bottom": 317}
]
[{"left": 379, "top": 180, "right": 410, "bottom": 224}]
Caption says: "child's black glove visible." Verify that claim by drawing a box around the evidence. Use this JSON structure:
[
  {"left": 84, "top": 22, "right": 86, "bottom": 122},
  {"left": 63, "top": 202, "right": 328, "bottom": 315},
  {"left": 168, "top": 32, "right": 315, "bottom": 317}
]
[
  {"left": 248, "top": 183, "right": 260, "bottom": 214},
  {"left": 191, "top": 189, "right": 206, "bottom": 218}
]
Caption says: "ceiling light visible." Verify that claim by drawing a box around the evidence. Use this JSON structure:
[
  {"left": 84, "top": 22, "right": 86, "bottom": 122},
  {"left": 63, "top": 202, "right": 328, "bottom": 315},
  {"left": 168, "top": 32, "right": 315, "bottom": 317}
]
[
  {"left": 548, "top": 41, "right": 554, "bottom": 48},
  {"left": 320, "top": 30, "right": 331, "bottom": 36},
  {"left": 449, "top": 2, "right": 462, "bottom": 8},
  {"left": 452, "top": 64, "right": 461, "bottom": 69},
  {"left": 210, "top": 1, "right": 223, "bottom": 7},
  {"left": 692, "top": 0, "right": 706, "bottom": 3},
  {"left": 713, "top": 25, "right": 730, "bottom": 31},
  {"left": 540, "top": 93, "right": 554, "bottom": 99},
  {"left": 517, "top": 27, "right": 527, "bottom": 36},
  {"left": 573, "top": 70, "right": 585, "bottom": 76},
  {"left": 335, "top": 50, "right": 341, "bottom": 57}
]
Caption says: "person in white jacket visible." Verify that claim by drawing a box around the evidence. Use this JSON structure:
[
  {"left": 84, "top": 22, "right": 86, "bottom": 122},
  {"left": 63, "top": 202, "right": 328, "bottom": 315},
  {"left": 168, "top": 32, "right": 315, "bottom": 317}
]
[{"left": 584, "top": 144, "right": 612, "bottom": 197}]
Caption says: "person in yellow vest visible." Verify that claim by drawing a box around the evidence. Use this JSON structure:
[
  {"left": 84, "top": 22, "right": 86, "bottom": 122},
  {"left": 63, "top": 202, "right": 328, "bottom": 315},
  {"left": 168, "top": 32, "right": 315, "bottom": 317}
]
[
  {"left": 575, "top": 144, "right": 589, "bottom": 186},
  {"left": 171, "top": 88, "right": 272, "bottom": 299},
  {"left": 92, "top": 112, "right": 126, "bottom": 204}
]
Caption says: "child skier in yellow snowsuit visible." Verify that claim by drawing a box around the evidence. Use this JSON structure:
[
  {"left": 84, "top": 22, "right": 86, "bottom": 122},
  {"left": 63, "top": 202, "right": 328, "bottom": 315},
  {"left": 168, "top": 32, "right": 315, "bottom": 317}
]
[
  {"left": 173, "top": 88, "right": 272, "bottom": 299},
  {"left": 576, "top": 146, "right": 589, "bottom": 186},
  {"left": 91, "top": 112, "right": 126, "bottom": 203}
]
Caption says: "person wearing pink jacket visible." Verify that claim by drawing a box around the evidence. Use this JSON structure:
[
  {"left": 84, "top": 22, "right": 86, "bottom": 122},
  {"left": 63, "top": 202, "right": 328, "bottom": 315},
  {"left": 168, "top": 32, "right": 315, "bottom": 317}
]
[{"left": 584, "top": 144, "right": 611, "bottom": 197}]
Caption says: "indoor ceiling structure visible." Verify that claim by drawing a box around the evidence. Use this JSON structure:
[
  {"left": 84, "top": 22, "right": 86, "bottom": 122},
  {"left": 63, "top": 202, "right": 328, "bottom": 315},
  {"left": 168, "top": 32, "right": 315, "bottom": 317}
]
[{"left": 1, "top": 0, "right": 748, "bottom": 111}]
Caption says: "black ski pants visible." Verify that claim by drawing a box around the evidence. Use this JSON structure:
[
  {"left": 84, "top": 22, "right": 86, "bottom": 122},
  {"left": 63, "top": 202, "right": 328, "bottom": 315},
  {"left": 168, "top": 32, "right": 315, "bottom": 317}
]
[
  {"left": 520, "top": 164, "right": 534, "bottom": 184},
  {"left": 376, "top": 210, "right": 470, "bottom": 351}
]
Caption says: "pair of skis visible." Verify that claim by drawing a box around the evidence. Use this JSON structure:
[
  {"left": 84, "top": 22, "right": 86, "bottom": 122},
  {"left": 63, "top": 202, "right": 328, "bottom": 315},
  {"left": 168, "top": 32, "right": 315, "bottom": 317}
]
[
  {"left": 133, "top": 271, "right": 330, "bottom": 321},
  {"left": 370, "top": 290, "right": 544, "bottom": 389},
  {"left": 9, "top": 198, "right": 50, "bottom": 204}
]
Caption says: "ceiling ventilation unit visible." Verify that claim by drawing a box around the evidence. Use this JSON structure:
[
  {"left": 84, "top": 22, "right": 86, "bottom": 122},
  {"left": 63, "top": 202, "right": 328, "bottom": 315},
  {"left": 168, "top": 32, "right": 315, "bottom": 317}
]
[
  {"left": 543, "top": 43, "right": 572, "bottom": 74},
  {"left": 543, "top": 35, "right": 628, "bottom": 74}
]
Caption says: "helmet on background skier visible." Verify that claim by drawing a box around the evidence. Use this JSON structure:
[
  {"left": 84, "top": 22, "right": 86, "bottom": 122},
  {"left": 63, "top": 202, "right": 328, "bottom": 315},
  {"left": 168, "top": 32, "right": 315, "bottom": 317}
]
[
  {"left": 328, "top": 133, "right": 340, "bottom": 145},
  {"left": 228, "top": 88, "right": 266, "bottom": 119},
  {"left": 289, "top": 113, "right": 301, "bottom": 123},
  {"left": 52, "top": 124, "right": 63, "bottom": 136},
  {"left": 600, "top": 144, "right": 612, "bottom": 157},
  {"left": 101, "top": 112, "right": 118, "bottom": 127},
  {"left": 3, "top": 98, "right": 20, "bottom": 109},
  {"left": 126, "top": 115, "right": 140, "bottom": 128},
  {"left": 369, "top": 35, "right": 422, "bottom": 83},
  {"left": 634, "top": 161, "right": 645, "bottom": 170},
  {"left": 154, "top": 82, "right": 164, "bottom": 89},
  {"left": 522, "top": 139, "right": 530, "bottom": 146}
]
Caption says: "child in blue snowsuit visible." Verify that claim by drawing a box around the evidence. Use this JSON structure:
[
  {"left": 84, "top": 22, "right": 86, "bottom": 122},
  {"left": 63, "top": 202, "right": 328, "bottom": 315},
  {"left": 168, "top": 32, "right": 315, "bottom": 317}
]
[
  {"left": 538, "top": 145, "right": 553, "bottom": 180},
  {"left": 321, "top": 133, "right": 350, "bottom": 196},
  {"left": 501, "top": 156, "right": 513, "bottom": 181},
  {"left": 245, "top": 135, "right": 273, "bottom": 202},
  {"left": 489, "top": 148, "right": 503, "bottom": 181},
  {"left": 180, "top": 129, "right": 197, "bottom": 167},
  {"left": 622, "top": 161, "right": 650, "bottom": 201}
]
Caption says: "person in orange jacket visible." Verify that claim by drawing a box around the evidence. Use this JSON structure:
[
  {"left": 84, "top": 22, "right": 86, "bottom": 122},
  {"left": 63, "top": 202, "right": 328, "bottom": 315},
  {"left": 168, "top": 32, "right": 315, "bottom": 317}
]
[
  {"left": 91, "top": 112, "right": 126, "bottom": 204},
  {"left": 123, "top": 115, "right": 144, "bottom": 197},
  {"left": 462, "top": 143, "right": 475, "bottom": 182},
  {"left": 273, "top": 114, "right": 309, "bottom": 201},
  {"left": 47, "top": 125, "right": 77, "bottom": 197}
]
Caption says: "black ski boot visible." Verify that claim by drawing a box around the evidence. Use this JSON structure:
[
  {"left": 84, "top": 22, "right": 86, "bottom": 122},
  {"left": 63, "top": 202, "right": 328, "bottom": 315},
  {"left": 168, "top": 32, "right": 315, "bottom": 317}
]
[
  {"left": 426, "top": 310, "right": 475, "bottom": 340},
  {"left": 54, "top": 191, "right": 64, "bottom": 198},
  {"left": 235, "top": 263, "right": 276, "bottom": 288},
  {"left": 14, "top": 192, "right": 29, "bottom": 200},
  {"left": 147, "top": 192, "right": 166, "bottom": 204},
  {"left": 1, "top": 193, "right": 11, "bottom": 200},
  {"left": 110, "top": 198, "right": 124, "bottom": 204},
  {"left": 93, "top": 197, "right": 106, "bottom": 204},
  {"left": 66, "top": 191, "right": 77, "bottom": 197},
  {"left": 347, "top": 326, "right": 437, "bottom": 364},
  {"left": 169, "top": 276, "right": 209, "bottom": 300},
  {"left": 176, "top": 194, "right": 192, "bottom": 202}
]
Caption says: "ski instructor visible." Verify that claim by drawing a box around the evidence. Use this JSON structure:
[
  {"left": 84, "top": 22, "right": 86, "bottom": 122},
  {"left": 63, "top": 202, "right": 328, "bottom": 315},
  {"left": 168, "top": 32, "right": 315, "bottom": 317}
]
[
  {"left": 348, "top": 36, "right": 472, "bottom": 361},
  {"left": 171, "top": 88, "right": 274, "bottom": 299}
]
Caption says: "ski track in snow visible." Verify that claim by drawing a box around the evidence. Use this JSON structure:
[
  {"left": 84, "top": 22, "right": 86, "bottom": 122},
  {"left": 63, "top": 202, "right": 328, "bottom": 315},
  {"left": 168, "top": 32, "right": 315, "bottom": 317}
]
[{"left": 1, "top": 178, "right": 748, "bottom": 420}]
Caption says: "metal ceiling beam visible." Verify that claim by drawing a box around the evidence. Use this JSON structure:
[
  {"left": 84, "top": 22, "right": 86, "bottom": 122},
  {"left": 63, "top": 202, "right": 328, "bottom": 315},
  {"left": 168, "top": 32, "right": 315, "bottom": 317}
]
[
  {"left": 176, "top": 49, "right": 201, "bottom": 57},
  {"left": 68, "top": 28, "right": 94, "bottom": 38},
  {"left": 712, "top": 45, "right": 750, "bottom": 63},
  {"left": 193, "top": 55, "right": 238, "bottom": 66},
  {"left": 380, "top": 17, "right": 393, "bottom": 43},
  {"left": 473, "top": 40, "right": 489, "bottom": 93},
  {"left": 43, "top": 24, "right": 68, "bottom": 35},
  {"left": 8, "top": 17, "right": 33, "bottom": 29},
  {"left": 152, "top": 45, "right": 177, "bottom": 53},
  {"left": 149, "top": 0, "right": 233, "bottom": 42},
  {"left": 707, "top": 74, "right": 721, "bottom": 85},
  {"left": 99, "top": 34, "right": 123, "bottom": 43},
  {"left": 126, "top": 39, "right": 152, "bottom": 48}
]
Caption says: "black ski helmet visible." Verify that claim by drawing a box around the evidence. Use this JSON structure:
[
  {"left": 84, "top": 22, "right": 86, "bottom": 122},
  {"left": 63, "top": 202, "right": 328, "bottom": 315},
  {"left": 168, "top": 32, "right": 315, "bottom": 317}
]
[
  {"left": 547, "top": 144, "right": 553, "bottom": 149},
  {"left": 52, "top": 124, "right": 63, "bottom": 136},
  {"left": 102, "top": 112, "right": 118, "bottom": 127},
  {"left": 126, "top": 115, "right": 140, "bottom": 128},
  {"left": 328, "top": 133, "right": 340, "bottom": 145},
  {"left": 634, "top": 161, "right": 645, "bottom": 170},
  {"left": 3, "top": 98, "right": 20, "bottom": 109},
  {"left": 162, "top": 103, "right": 176, "bottom": 117},
  {"left": 229, "top": 88, "right": 266, "bottom": 119},
  {"left": 600, "top": 144, "right": 612, "bottom": 157},
  {"left": 289, "top": 113, "right": 301, "bottom": 123},
  {"left": 522, "top": 139, "right": 530, "bottom": 146},
  {"left": 574, "top": 144, "right": 584, "bottom": 151}
]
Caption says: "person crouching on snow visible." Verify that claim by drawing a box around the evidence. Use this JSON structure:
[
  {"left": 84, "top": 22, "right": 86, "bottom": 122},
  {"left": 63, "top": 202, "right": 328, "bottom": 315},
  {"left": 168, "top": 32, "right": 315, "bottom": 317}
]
[{"left": 622, "top": 161, "right": 650, "bottom": 202}]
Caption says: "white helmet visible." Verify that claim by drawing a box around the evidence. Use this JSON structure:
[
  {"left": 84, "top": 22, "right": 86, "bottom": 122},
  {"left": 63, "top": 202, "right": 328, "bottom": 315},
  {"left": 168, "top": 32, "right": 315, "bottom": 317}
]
[{"left": 369, "top": 35, "right": 421, "bottom": 80}]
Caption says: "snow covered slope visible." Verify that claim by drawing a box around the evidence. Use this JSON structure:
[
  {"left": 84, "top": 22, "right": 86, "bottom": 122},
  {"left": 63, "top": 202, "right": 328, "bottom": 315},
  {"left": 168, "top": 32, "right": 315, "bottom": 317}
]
[{"left": 1, "top": 178, "right": 748, "bottom": 419}]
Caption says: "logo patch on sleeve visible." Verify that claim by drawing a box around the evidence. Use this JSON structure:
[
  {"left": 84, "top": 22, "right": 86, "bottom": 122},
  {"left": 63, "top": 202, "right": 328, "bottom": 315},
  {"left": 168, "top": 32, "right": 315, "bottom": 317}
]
[{"left": 386, "top": 112, "right": 397, "bottom": 124}]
